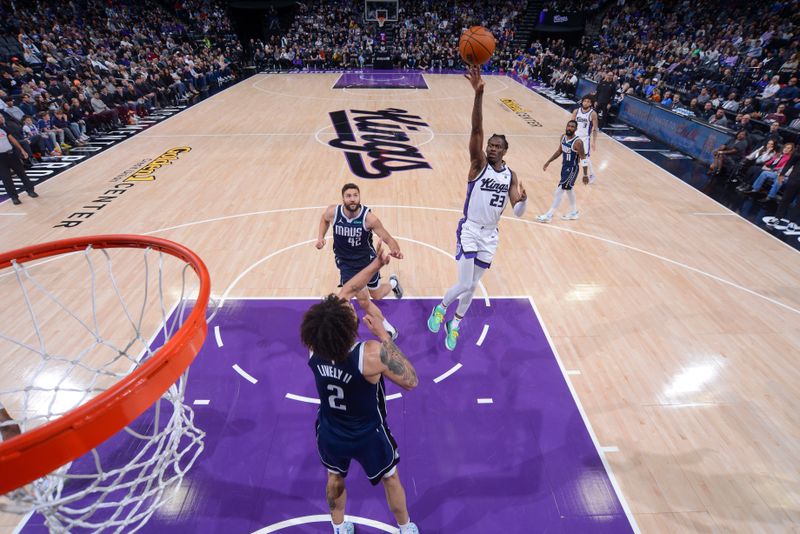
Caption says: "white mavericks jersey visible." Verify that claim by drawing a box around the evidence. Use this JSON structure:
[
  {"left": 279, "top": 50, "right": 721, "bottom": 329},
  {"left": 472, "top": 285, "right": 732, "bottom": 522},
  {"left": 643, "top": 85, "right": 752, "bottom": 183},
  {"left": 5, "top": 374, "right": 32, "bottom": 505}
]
[
  {"left": 463, "top": 162, "right": 512, "bottom": 227},
  {"left": 575, "top": 107, "right": 594, "bottom": 138}
]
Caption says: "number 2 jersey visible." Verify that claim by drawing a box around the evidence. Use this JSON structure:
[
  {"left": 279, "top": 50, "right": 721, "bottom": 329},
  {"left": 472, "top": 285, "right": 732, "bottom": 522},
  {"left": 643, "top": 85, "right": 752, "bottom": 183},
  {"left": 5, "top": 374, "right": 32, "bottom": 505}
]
[
  {"left": 462, "top": 162, "right": 513, "bottom": 227},
  {"left": 332, "top": 204, "right": 376, "bottom": 266},
  {"left": 310, "top": 342, "right": 388, "bottom": 440}
]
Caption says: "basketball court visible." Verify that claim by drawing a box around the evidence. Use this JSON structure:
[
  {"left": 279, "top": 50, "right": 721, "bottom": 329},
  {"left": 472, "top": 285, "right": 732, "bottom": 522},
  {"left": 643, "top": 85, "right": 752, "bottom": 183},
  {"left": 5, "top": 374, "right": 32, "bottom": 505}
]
[{"left": 2, "top": 72, "right": 799, "bottom": 533}]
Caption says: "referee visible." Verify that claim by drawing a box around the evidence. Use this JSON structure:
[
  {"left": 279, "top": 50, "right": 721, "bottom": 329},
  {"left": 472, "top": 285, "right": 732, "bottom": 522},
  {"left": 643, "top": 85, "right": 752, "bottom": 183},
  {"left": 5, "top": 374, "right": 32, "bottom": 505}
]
[{"left": 0, "top": 114, "right": 37, "bottom": 205}]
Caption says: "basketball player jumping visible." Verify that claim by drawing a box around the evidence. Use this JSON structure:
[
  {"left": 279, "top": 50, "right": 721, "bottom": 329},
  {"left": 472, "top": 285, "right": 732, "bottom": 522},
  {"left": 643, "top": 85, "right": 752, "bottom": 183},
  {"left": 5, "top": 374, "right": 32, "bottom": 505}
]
[
  {"left": 317, "top": 183, "right": 404, "bottom": 339},
  {"left": 536, "top": 119, "right": 586, "bottom": 222},
  {"left": 302, "top": 243, "right": 420, "bottom": 534},
  {"left": 571, "top": 96, "right": 598, "bottom": 184},
  {"left": 427, "top": 65, "right": 528, "bottom": 351}
]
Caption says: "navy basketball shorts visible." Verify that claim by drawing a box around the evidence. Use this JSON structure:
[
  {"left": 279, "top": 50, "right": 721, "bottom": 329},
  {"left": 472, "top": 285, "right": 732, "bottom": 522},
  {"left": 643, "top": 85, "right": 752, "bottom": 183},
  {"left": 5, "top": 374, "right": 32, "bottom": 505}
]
[
  {"left": 337, "top": 257, "right": 381, "bottom": 290},
  {"left": 316, "top": 422, "right": 400, "bottom": 485},
  {"left": 559, "top": 165, "right": 580, "bottom": 190}
]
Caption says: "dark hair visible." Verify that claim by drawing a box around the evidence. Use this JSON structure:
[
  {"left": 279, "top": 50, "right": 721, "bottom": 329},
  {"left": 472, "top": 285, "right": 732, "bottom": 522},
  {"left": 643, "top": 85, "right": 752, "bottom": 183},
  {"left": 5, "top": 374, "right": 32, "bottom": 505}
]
[
  {"left": 488, "top": 133, "right": 509, "bottom": 150},
  {"left": 567, "top": 119, "right": 578, "bottom": 127},
  {"left": 341, "top": 183, "right": 359, "bottom": 196},
  {"left": 582, "top": 95, "right": 594, "bottom": 104},
  {"left": 300, "top": 294, "right": 358, "bottom": 363}
]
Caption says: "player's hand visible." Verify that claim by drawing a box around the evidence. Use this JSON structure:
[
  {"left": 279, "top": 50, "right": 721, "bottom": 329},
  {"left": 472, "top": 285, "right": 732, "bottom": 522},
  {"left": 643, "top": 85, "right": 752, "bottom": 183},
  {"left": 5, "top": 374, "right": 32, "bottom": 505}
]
[
  {"left": 464, "top": 64, "right": 484, "bottom": 93},
  {"left": 20, "top": 151, "right": 28, "bottom": 160},
  {"left": 518, "top": 183, "right": 527, "bottom": 202},
  {"left": 582, "top": 175, "right": 589, "bottom": 185},
  {"left": 374, "top": 241, "right": 391, "bottom": 267},
  {"left": 542, "top": 162, "right": 549, "bottom": 172},
  {"left": 315, "top": 238, "right": 325, "bottom": 249},
  {"left": 363, "top": 314, "right": 390, "bottom": 341},
  {"left": 389, "top": 247, "right": 403, "bottom": 260}
]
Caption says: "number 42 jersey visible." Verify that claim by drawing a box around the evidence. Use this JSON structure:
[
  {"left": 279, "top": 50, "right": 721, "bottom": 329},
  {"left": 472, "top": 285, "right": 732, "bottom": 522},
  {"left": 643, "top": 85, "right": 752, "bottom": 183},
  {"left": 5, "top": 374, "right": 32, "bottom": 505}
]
[{"left": 309, "top": 342, "right": 387, "bottom": 440}]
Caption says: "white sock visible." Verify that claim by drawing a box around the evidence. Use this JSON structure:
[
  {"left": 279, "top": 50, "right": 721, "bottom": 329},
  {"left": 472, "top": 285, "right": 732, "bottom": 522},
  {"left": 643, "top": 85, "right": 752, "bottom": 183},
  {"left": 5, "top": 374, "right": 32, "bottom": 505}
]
[
  {"left": 382, "top": 318, "right": 395, "bottom": 333},
  {"left": 546, "top": 188, "right": 565, "bottom": 217},
  {"left": 567, "top": 189, "right": 576, "bottom": 212},
  {"left": 438, "top": 302, "right": 447, "bottom": 310},
  {"left": 451, "top": 316, "right": 462, "bottom": 328},
  {"left": 389, "top": 277, "right": 398, "bottom": 289},
  {"left": 399, "top": 521, "right": 414, "bottom": 534}
]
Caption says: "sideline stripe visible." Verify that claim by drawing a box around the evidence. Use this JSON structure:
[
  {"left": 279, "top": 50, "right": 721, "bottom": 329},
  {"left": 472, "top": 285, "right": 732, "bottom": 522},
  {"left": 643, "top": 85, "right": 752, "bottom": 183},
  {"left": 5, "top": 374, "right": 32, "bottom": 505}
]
[
  {"left": 285, "top": 393, "right": 320, "bottom": 404},
  {"left": 385, "top": 393, "right": 402, "bottom": 401},
  {"left": 477, "top": 398, "right": 494, "bottom": 404},
  {"left": 214, "top": 325, "right": 223, "bottom": 347},
  {"left": 476, "top": 324, "right": 490, "bottom": 346},
  {"left": 433, "top": 363, "right": 462, "bottom": 383},
  {"left": 193, "top": 399, "right": 210, "bottom": 406},
  {"left": 233, "top": 364, "right": 258, "bottom": 384}
]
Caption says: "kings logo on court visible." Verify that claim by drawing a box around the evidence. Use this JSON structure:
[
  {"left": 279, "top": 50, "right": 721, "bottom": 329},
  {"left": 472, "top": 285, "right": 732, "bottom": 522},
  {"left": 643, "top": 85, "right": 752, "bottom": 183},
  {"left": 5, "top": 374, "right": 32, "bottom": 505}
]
[{"left": 328, "top": 108, "right": 432, "bottom": 179}]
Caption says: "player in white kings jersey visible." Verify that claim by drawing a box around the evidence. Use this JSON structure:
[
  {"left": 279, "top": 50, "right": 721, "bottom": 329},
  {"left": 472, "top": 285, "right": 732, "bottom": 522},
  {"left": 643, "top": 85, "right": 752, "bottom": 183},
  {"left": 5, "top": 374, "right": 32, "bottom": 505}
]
[
  {"left": 571, "top": 96, "right": 599, "bottom": 184},
  {"left": 426, "top": 65, "right": 528, "bottom": 351}
]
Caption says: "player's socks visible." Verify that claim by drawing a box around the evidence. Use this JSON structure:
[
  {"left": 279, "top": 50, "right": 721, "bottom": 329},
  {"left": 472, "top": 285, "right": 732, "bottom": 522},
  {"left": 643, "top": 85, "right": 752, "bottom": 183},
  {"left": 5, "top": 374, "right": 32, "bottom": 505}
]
[
  {"left": 399, "top": 521, "right": 419, "bottom": 533},
  {"left": 332, "top": 520, "right": 354, "bottom": 534},
  {"left": 383, "top": 319, "right": 399, "bottom": 341}
]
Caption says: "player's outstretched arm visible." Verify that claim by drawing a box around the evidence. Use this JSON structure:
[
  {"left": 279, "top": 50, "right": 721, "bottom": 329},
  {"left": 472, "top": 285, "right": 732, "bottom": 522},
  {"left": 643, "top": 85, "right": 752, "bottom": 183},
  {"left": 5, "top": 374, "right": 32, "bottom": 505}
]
[
  {"left": 542, "top": 142, "right": 562, "bottom": 172},
  {"left": 465, "top": 64, "right": 487, "bottom": 181},
  {"left": 365, "top": 213, "right": 403, "bottom": 259},
  {"left": 337, "top": 242, "right": 389, "bottom": 300},
  {"left": 509, "top": 170, "right": 527, "bottom": 217},
  {"left": 591, "top": 111, "right": 599, "bottom": 152},
  {"left": 316, "top": 205, "right": 336, "bottom": 249},
  {"left": 362, "top": 317, "right": 418, "bottom": 391}
]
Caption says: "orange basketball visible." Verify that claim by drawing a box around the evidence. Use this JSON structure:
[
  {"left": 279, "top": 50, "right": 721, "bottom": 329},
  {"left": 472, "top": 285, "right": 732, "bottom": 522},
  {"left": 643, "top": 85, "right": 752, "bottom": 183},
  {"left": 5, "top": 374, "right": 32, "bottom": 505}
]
[{"left": 459, "top": 26, "right": 496, "bottom": 66}]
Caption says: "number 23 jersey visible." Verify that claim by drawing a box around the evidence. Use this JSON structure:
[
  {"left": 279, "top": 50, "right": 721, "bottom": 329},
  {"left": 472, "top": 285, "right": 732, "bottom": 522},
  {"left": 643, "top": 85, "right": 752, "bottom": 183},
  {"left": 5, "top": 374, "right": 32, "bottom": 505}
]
[{"left": 464, "top": 163, "right": 512, "bottom": 227}]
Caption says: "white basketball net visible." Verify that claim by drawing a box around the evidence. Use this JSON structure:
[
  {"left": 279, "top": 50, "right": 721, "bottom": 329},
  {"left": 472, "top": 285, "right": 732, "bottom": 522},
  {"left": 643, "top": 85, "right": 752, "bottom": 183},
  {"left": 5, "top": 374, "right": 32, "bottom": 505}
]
[{"left": 0, "top": 244, "right": 205, "bottom": 533}]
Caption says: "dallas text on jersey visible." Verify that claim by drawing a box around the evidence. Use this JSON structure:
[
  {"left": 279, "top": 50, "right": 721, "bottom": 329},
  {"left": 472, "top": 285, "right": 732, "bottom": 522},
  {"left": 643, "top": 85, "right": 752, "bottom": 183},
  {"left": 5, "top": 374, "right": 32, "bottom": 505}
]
[{"left": 328, "top": 108, "right": 433, "bottom": 179}]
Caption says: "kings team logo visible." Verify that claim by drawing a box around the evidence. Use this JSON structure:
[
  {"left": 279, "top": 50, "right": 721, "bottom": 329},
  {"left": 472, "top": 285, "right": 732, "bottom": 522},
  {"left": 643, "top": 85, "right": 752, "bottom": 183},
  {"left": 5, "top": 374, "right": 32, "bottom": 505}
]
[{"left": 328, "top": 108, "right": 432, "bottom": 179}]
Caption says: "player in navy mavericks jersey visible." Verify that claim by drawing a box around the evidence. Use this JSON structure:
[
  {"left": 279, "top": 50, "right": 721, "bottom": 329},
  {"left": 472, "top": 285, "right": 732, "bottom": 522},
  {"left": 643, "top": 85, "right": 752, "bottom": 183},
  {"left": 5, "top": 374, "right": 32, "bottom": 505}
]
[
  {"left": 302, "top": 243, "right": 420, "bottom": 534},
  {"left": 426, "top": 65, "right": 528, "bottom": 351},
  {"left": 537, "top": 119, "right": 587, "bottom": 223},
  {"left": 317, "top": 183, "right": 404, "bottom": 339},
  {"left": 571, "top": 96, "right": 599, "bottom": 184}
]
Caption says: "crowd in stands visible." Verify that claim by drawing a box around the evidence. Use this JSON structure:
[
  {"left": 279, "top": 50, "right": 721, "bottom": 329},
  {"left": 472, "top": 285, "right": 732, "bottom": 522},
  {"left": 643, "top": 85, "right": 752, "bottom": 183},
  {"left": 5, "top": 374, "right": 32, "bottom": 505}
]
[
  {"left": 0, "top": 0, "right": 241, "bottom": 162},
  {"left": 251, "top": 0, "right": 526, "bottom": 73}
]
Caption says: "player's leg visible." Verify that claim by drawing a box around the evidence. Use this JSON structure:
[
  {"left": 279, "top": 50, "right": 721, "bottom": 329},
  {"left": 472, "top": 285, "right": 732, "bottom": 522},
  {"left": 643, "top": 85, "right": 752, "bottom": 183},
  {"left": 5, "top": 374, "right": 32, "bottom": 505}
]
[
  {"left": 317, "top": 420, "right": 354, "bottom": 533},
  {"left": 368, "top": 274, "right": 402, "bottom": 300},
  {"left": 382, "top": 469, "right": 418, "bottom": 533},
  {"left": 561, "top": 188, "right": 579, "bottom": 220},
  {"left": 429, "top": 223, "right": 478, "bottom": 333},
  {"left": 581, "top": 136, "right": 596, "bottom": 184},
  {"left": 429, "top": 255, "right": 475, "bottom": 333},
  {"left": 443, "top": 262, "right": 487, "bottom": 350},
  {"left": 355, "top": 286, "right": 398, "bottom": 339},
  {"left": 445, "top": 227, "right": 496, "bottom": 350},
  {"left": 357, "top": 422, "right": 417, "bottom": 533},
  {"left": 326, "top": 472, "right": 351, "bottom": 533},
  {"left": 537, "top": 186, "right": 565, "bottom": 222}
]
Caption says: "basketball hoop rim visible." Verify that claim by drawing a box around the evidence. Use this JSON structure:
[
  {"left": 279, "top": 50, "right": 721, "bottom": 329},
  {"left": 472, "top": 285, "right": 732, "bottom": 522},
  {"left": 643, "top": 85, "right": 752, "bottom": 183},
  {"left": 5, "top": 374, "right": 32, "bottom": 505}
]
[{"left": 0, "top": 234, "right": 211, "bottom": 495}]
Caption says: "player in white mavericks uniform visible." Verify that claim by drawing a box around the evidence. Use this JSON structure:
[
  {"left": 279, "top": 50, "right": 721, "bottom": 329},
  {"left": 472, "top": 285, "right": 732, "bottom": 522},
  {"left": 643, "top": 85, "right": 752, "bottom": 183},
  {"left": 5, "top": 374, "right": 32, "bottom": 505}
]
[
  {"left": 571, "top": 96, "right": 599, "bottom": 184},
  {"left": 426, "top": 65, "right": 528, "bottom": 351}
]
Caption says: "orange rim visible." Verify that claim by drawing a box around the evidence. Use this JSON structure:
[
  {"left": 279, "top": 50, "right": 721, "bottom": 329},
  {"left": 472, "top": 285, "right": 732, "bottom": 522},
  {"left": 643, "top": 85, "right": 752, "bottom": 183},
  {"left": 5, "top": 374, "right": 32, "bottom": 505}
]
[{"left": 0, "top": 235, "right": 211, "bottom": 495}]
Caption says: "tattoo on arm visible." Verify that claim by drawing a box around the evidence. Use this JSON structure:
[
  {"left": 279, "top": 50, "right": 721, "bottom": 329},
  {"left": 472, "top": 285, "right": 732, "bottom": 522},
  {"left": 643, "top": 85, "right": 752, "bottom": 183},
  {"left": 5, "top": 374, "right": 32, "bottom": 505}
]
[{"left": 380, "top": 339, "right": 418, "bottom": 387}]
